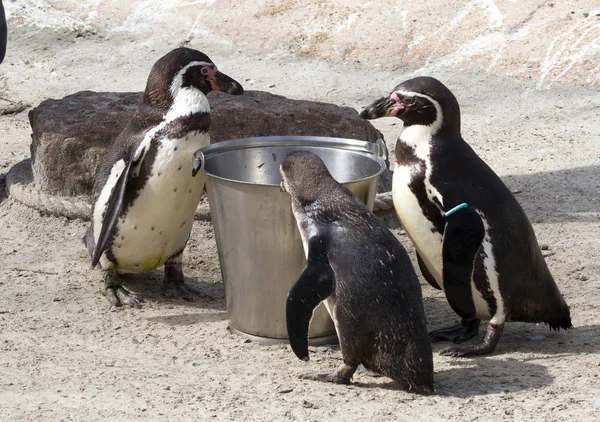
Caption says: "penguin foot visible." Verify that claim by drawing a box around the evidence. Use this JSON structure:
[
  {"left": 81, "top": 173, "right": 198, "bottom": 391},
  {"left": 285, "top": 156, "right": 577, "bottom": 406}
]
[
  {"left": 163, "top": 262, "right": 213, "bottom": 301},
  {"left": 299, "top": 371, "right": 351, "bottom": 384},
  {"left": 300, "top": 363, "right": 357, "bottom": 384},
  {"left": 106, "top": 286, "right": 143, "bottom": 311},
  {"left": 439, "top": 323, "right": 504, "bottom": 357},
  {"left": 429, "top": 318, "right": 480, "bottom": 343},
  {"left": 162, "top": 280, "right": 213, "bottom": 301}
]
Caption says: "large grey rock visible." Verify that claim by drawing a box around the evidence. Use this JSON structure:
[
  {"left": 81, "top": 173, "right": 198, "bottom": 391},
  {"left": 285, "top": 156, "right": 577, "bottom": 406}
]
[
  {"left": 29, "top": 90, "right": 390, "bottom": 198},
  {"left": 206, "top": 90, "right": 382, "bottom": 143},
  {"left": 29, "top": 91, "right": 142, "bottom": 197}
]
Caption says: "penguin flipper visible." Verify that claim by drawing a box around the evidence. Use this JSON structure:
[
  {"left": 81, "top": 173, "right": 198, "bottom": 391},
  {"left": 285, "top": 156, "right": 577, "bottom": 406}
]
[
  {"left": 286, "top": 235, "right": 335, "bottom": 361},
  {"left": 91, "top": 147, "right": 147, "bottom": 268},
  {"left": 416, "top": 252, "right": 441, "bottom": 290},
  {"left": 441, "top": 206, "right": 485, "bottom": 320}
]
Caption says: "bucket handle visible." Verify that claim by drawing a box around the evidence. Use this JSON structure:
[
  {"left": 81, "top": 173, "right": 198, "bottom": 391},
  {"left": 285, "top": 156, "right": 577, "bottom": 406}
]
[
  {"left": 375, "top": 138, "right": 390, "bottom": 170},
  {"left": 192, "top": 149, "right": 205, "bottom": 177}
]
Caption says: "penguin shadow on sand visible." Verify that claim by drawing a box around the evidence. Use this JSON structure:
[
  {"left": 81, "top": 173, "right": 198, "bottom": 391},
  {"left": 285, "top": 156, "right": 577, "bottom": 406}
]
[
  {"left": 145, "top": 308, "right": 228, "bottom": 326},
  {"left": 0, "top": 174, "right": 7, "bottom": 204},
  {"left": 502, "top": 164, "right": 600, "bottom": 224},
  {"left": 421, "top": 296, "right": 600, "bottom": 397}
]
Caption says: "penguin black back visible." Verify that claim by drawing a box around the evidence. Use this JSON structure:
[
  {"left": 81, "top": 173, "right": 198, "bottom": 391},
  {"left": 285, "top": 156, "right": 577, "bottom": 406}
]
[
  {"left": 360, "top": 76, "right": 571, "bottom": 357},
  {"left": 281, "top": 151, "right": 434, "bottom": 393}
]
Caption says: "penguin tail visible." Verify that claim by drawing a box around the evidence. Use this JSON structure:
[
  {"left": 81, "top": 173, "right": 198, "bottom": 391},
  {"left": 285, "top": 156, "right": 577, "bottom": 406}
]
[
  {"left": 546, "top": 303, "right": 573, "bottom": 331},
  {"left": 408, "top": 382, "right": 435, "bottom": 396},
  {"left": 375, "top": 349, "right": 434, "bottom": 395}
]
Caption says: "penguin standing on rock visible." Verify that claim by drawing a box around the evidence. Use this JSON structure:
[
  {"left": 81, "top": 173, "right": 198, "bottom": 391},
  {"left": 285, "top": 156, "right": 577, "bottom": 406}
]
[
  {"left": 84, "top": 48, "right": 243, "bottom": 310},
  {"left": 281, "top": 150, "right": 434, "bottom": 393},
  {"left": 360, "top": 76, "right": 572, "bottom": 357}
]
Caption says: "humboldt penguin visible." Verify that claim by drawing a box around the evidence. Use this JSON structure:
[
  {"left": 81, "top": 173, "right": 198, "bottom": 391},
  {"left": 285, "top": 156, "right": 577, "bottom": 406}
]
[
  {"left": 281, "top": 150, "right": 434, "bottom": 393},
  {"left": 360, "top": 76, "right": 571, "bottom": 357},
  {"left": 84, "top": 47, "right": 243, "bottom": 309},
  {"left": 0, "top": 0, "right": 6, "bottom": 64}
]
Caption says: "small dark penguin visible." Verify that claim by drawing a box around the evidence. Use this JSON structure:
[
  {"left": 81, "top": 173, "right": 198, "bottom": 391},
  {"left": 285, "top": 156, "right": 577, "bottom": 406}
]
[
  {"left": 360, "top": 76, "right": 572, "bottom": 357},
  {"left": 0, "top": 0, "right": 6, "bottom": 64},
  {"left": 84, "top": 47, "right": 243, "bottom": 309},
  {"left": 280, "top": 151, "right": 433, "bottom": 393}
]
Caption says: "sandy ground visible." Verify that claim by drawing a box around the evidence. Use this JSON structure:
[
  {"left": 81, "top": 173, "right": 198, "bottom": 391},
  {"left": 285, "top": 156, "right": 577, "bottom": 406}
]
[{"left": 1, "top": 12, "right": 600, "bottom": 422}]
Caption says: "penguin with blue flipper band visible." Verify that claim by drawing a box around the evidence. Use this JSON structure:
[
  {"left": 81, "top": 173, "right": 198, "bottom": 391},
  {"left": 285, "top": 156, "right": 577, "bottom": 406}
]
[{"left": 361, "top": 76, "right": 572, "bottom": 357}]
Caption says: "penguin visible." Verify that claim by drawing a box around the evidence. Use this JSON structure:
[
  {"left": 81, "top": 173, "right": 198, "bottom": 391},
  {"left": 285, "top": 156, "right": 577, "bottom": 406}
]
[
  {"left": 360, "top": 76, "right": 572, "bottom": 357},
  {"left": 0, "top": 0, "right": 6, "bottom": 64},
  {"left": 280, "top": 150, "right": 434, "bottom": 393},
  {"left": 84, "top": 47, "right": 243, "bottom": 309}
]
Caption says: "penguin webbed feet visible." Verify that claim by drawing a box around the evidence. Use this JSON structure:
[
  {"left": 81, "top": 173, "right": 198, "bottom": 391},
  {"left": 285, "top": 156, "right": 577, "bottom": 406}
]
[
  {"left": 163, "top": 263, "right": 214, "bottom": 302},
  {"left": 299, "top": 363, "right": 357, "bottom": 385},
  {"left": 162, "top": 280, "right": 213, "bottom": 301},
  {"left": 429, "top": 317, "right": 480, "bottom": 344},
  {"left": 104, "top": 276, "right": 144, "bottom": 311},
  {"left": 438, "top": 322, "right": 504, "bottom": 358}
]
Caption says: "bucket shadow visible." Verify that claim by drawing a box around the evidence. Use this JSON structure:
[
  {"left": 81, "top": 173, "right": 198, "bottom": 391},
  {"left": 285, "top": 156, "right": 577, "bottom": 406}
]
[
  {"left": 118, "top": 271, "right": 226, "bottom": 311},
  {"left": 146, "top": 310, "right": 227, "bottom": 326}
]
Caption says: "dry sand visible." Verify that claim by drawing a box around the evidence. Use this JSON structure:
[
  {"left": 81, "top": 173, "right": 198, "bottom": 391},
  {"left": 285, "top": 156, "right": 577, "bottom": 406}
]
[{"left": 1, "top": 2, "right": 599, "bottom": 421}]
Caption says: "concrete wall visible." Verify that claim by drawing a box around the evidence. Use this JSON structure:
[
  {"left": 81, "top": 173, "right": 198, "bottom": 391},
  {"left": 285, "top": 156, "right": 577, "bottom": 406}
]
[{"left": 5, "top": 0, "right": 600, "bottom": 87}]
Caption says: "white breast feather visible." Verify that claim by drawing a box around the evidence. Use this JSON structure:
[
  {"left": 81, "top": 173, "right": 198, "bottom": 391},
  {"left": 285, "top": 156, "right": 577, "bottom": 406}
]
[
  {"left": 291, "top": 201, "right": 340, "bottom": 347},
  {"left": 292, "top": 202, "right": 319, "bottom": 260},
  {"left": 95, "top": 79, "right": 211, "bottom": 273},
  {"left": 392, "top": 91, "right": 446, "bottom": 286},
  {"left": 110, "top": 131, "right": 208, "bottom": 273},
  {"left": 474, "top": 211, "right": 504, "bottom": 321}
]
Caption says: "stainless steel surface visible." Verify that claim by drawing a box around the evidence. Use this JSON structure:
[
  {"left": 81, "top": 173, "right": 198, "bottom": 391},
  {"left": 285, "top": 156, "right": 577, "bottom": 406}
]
[
  {"left": 199, "top": 136, "right": 386, "bottom": 342},
  {"left": 228, "top": 326, "right": 339, "bottom": 347}
]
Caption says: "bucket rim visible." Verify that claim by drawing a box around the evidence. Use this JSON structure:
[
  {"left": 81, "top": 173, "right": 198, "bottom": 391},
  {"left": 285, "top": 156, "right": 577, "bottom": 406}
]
[{"left": 195, "top": 135, "right": 388, "bottom": 187}]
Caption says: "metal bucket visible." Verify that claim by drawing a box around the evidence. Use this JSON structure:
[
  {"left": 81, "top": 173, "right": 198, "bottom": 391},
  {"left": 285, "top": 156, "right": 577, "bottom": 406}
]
[{"left": 195, "top": 136, "right": 387, "bottom": 344}]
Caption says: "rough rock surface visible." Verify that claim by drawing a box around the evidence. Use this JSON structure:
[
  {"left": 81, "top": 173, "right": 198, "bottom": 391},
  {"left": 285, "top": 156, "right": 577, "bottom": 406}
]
[
  {"left": 5, "top": 1, "right": 599, "bottom": 87},
  {"left": 207, "top": 90, "right": 382, "bottom": 144},
  {"left": 29, "top": 91, "right": 140, "bottom": 197},
  {"left": 29, "top": 90, "right": 388, "bottom": 198}
]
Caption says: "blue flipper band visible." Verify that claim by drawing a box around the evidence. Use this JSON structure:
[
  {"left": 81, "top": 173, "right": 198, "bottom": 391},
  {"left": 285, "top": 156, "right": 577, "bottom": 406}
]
[{"left": 444, "top": 203, "right": 469, "bottom": 218}]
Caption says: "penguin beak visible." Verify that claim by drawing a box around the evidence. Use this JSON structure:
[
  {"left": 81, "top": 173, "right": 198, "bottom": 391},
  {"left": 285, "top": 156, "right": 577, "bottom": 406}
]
[
  {"left": 280, "top": 180, "right": 286, "bottom": 192},
  {"left": 360, "top": 96, "right": 404, "bottom": 119},
  {"left": 209, "top": 71, "right": 244, "bottom": 95}
]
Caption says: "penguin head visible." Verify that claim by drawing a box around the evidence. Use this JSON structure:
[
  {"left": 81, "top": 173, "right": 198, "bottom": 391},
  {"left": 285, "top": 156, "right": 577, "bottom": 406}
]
[
  {"left": 280, "top": 151, "right": 337, "bottom": 206},
  {"left": 143, "top": 47, "right": 244, "bottom": 109},
  {"left": 360, "top": 76, "right": 461, "bottom": 134}
]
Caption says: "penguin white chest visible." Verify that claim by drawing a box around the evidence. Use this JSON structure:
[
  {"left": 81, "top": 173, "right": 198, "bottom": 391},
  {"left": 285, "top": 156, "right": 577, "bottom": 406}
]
[
  {"left": 107, "top": 132, "right": 209, "bottom": 273},
  {"left": 392, "top": 164, "right": 444, "bottom": 286}
]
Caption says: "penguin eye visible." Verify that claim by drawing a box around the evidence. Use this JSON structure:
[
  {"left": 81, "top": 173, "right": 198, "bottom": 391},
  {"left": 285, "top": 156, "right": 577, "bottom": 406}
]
[
  {"left": 404, "top": 97, "right": 416, "bottom": 105},
  {"left": 200, "top": 67, "right": 210, "bottom": 75}
]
